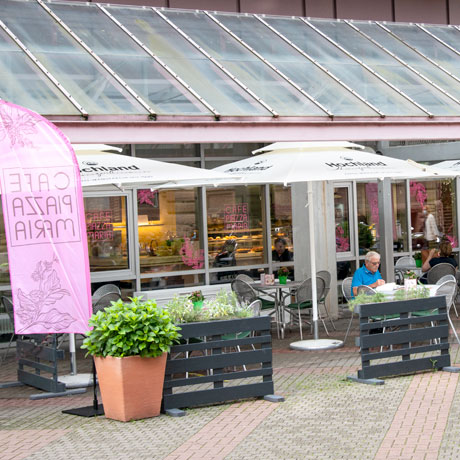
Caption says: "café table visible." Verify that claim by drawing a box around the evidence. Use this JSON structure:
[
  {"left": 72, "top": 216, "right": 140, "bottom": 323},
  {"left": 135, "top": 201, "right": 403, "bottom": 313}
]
[
  {"left": 251, "top": 279, "right": 302, "bottom": 339},
  {"left": 375, "top": 282, "right": 439, "bottom": 299}
]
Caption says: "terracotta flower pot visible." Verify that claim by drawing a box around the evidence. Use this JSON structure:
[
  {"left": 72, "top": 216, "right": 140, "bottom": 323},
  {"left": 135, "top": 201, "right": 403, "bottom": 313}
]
[{"left": 94, "top": 353, "right": 167, "bottom": 422}]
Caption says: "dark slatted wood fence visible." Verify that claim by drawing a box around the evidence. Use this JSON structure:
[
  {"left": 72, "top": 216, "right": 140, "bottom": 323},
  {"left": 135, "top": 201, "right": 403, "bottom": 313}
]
[
  {"left": 163, "top": 316, "right": 274, "bottom": 411},
  {"left": 355, "top": 297, "right": 451, "bottom": 381},
  {"left": 17, "top": 334, "right": 66, "bottom": 393}
]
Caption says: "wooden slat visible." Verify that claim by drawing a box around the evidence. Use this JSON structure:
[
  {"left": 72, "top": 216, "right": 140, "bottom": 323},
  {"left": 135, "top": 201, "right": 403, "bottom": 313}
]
[
  {"left": 163, "top": 382, "right": 274, "bottom": 410},
  {"left": 164, "top": 367, "right": 272, "bottom": 388},
  {"left": 359, "top": 314, "right": 447, "bottom": 330},
  {"left": 359, "top": 354, "right": 451, "bottom": 379},
  {"left": 18, "top": 358, "right": 56, "bottom": 375},
  {"left": 360, "top": 297, "right": 445, "bottom": 317},
  {"left": 17, "top": 370, "right": 66, "bottom": 393},
  {"left": 166, "top": 348, "right": 272, "bottom": 374},
  {"left": 361, "top": 324, "right": 449, "bottom": 349},
  {"left": 17, "top": 340, "right": 64, "bottom": 361},
  {"left": 362, "top": 342, "right": 449, "bottom": 361},
  {"left": 170, "top": 334, "right": 270, "bottom": 353}
]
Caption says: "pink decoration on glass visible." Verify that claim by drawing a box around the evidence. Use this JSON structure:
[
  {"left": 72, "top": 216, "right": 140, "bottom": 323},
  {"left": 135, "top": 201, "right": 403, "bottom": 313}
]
[
  {"left": 410, "top": 181, "right": 427, "bottom": 208},
  {"left": 445, "top": 234, "right": 458, "bottom": 248},
  {"left": 180, "top": 237, "right": 204, "bottom": 269},
  {"left": 0, "top": 102, "right": 91, "bottom": 334},
  {"left": 335, "top": 225, "right": 350, "bottom": 252},
  {"left": 365, "top": 183, "right": 379, "bottom": 237}
]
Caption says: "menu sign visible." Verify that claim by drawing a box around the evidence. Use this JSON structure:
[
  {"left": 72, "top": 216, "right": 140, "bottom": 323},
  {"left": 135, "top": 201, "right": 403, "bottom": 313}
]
[
  {"left": 224, "top": 203, "right": 249, "bottom": 230},
  {"left": 86, "top": 210, "right": 114, "bottom": 241}
]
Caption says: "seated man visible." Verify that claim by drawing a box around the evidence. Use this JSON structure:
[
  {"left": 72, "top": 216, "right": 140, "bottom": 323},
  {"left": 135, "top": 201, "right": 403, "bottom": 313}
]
[
  {"left": 351, "top": 251, "right": 386, "bottom": 296},
  {"left": 272, "top": 237, "right": 293, "bottom": 262},
  {"left": 419, "top": 240, "right": 457, "bottom": 284}
]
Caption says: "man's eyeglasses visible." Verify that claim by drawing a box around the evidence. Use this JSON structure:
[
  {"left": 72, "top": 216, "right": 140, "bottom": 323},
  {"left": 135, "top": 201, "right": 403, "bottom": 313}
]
[{"left": 369, "top": 261, "right": 380, "bottom": 266}]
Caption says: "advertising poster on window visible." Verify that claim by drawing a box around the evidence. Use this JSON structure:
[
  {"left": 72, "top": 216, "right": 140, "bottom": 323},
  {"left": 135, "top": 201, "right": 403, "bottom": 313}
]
[{"left": 0, "top": 101, "right": 91, "bottom": 334}]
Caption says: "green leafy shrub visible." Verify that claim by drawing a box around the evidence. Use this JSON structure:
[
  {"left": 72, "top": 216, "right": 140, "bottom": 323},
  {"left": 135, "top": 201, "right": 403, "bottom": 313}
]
[
  {"left": 393, "top": 286, "right": 430, "bottom": 301},
  {"left": 165, "top": 289, "right": 253, "bottom": 324},
  {"left": 348, "top": 291, "right": 388, "bottom": 312},
  {"left": 82, "top": 297, "right": 181, "bottom": 358}
]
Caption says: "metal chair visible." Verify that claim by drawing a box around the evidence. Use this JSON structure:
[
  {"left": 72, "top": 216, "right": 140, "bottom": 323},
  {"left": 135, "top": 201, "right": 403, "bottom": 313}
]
[
  {"left": 342, "top": 277, "right": 356, "bottom": 344},
  {"left": 435, "top": 275, "right": 459, "bottom": 318},
  {"left": 1, "top": 296, "right": 15, "bottom": 362},
  {"left": 394, "top": 256, "right": 418, "bottom": 284},
  {"left": 92, "top": 284, "right": 122, "bottom": 314},
  {"left": 435, "top": 280, "right": 460, "bottom": 345},
  {"left": 235, "top": 273, "right": 254, "bottom": 283},
  {"left": 426, "top": 263, "right": 457, "bottom": 285},
  {"left": 286, "top": 276, "right": 326, "bottom": 340},
  {"left": 231, "top": 278, "right": 275, "bottom": 311},
  {"left": 317, "top": 270, "right": 336, "bottom": 330}
]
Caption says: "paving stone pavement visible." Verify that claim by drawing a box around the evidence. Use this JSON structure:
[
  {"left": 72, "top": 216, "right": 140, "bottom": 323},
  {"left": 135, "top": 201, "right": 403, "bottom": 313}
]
[{"left": 1, "top": 315, "right": 460, "bottom": 460}]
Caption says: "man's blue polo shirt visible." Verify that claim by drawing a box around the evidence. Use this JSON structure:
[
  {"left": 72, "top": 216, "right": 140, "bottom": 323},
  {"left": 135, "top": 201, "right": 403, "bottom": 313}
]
[{"left": 351, "top": 264, "right": 382, "bottom": 297}]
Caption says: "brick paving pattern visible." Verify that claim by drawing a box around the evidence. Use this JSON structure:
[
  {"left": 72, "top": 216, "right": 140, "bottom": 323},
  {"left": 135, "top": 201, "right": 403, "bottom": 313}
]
[{"left": 1, "top": 314, "right": 460, "bottom": 459}]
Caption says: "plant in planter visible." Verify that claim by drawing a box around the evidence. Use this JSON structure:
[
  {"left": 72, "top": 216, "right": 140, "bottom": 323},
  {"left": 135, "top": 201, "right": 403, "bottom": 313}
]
[
  {"left": 189, "top": 290, "right": 204, "bottom": 310},
  {"left": 277, "top": 266, "right": 290, "bottom": 284},
  {"left": 414, "top": 252, "right": 422, "bottom": 267},
  {"left": 82, "top": 297, "right": 181, "bottom": 422}
]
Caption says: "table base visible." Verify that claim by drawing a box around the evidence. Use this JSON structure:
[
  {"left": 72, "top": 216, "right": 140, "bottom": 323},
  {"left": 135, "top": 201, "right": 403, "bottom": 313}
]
[{"left": 289, "top": 339, "right": 344, "bottom": 351}]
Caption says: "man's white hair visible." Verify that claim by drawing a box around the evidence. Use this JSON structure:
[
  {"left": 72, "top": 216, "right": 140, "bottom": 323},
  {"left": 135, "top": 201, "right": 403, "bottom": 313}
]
[{"left": 365, "top": 251, "right": 380, "bottom": 262}]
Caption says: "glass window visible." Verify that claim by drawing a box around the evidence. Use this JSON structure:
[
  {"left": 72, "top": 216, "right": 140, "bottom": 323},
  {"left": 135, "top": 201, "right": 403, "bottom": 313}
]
[
  {"left": 84, "top": 196, "right": 129, "bottom": 272},
  {"left": 138, "top": 188, "right": 203, "bottom": 274},
  {"left": 135, "top": 144, "right": 199, "bottom": 160},
  {"left": 357, "top": 183, "right": 379, "bottom": 255},
  {"left": 392, "top": 181, "right": 408, "bottom": 253},
  {"left": 207, "top": 186, "right": 265, "bottom": 282},
  {"left": 410, "top": 179, "right": 457, "bottom": 252},
  {"left": 0, "top": 203, "right": 9, "bottom": 286},
  {"left": 270, "top": 185, "right": 293, "bottom": 263},
  {"left": 140, "top": 274, "right": 205, "bottom": 291},
  {"left": 334, "top": 186, "right": 351, "bottom": 254}
]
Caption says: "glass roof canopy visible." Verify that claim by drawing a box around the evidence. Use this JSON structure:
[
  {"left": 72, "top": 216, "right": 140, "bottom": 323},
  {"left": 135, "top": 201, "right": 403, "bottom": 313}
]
[{"left": 2, "top": 0, "right": 460, "bottom": 121}]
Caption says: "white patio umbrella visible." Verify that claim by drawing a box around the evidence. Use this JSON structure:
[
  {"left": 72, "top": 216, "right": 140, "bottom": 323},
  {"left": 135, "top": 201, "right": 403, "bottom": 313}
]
[
  {"left": 73, "top": 144, "right": 235, "bottom": 188},
  {"left": 214, "top": 141, "right": 453, "bottom": 350},
  {"left": 432, "top": 159, "right": 460, "bottom": 173}
]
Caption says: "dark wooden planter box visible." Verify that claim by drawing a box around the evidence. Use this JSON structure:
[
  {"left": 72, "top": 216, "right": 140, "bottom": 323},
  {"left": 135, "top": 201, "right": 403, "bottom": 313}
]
[
  {"left": 163, "top": 316, "right": 274, "bottom": 411},
  {"left": 350, "top": 296, "right": 452, "bottom": 383}
]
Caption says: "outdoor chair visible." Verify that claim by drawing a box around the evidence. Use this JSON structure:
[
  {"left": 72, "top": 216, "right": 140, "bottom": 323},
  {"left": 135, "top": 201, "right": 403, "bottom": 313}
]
[
  {"left": 92, "top": 284, "right": 122, "bottom": 314},
  {"left": 1, "top": 296, "right": 15, "bottom": 362},
  {"left": 286, "top": 276, "right": 326, "bottom": 340},
  {"left": 235, "top": 273, "right": 254, "bottom": 283},
  {"left": 342, "top": 277, "right": 357, "bottom": 344},
  {"left": 426, "top": 263, "right": 457, "bottom": 285},
  {"left": 434, "top": 280, "right": 459, "bottom": 345},
  {"left": 231, "top": 278, "right": 275, "bottom": 312},
  {"left": 317, "top": 270, "right": 336, "bottom": 330},
  {"left": 394, "top": 256, "right": 418, "bottom": 285}
]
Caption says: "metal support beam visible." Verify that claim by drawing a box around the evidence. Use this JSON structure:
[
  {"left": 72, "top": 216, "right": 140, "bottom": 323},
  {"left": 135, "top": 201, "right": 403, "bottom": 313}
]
[{"left": 378, "top": 178, "right": 394, "bottom": 282}]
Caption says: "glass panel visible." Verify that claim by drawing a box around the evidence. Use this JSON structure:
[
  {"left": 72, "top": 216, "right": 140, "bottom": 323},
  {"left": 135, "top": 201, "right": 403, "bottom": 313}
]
[
  {"left": 140, "top": 274, "right": 204, "bottom": 290},
  {"left": 0, "top": 30, "right": 79, "bottom": 115},
  {"left": 357, "top": 22, "right": 460, "bottom": 101},
  {"left": 138, "top": 188, "right": 203, "bottom": 274},
  {"left": 135, "top": 144, "right": 199, "bottom": 159},
  {"left": 386, "top": 24, "right": 460, "bottom": 78},
  {"left": 424, "top": 25, "right": 460, "bottom": 51},
  {"left": 214, "top": 13, "right": 377, "bottom": 116},
  {"left": 163, "top": 10, "right": 326, "bottom": 116},
  {"left": 207, "top": 186, "right": 265, "bottom": 282},
  {"left": 85, "top": 196, "right": 129, "bottom": 272},
  {"left": 204, "top": 143, "right": 260, "bottom": 158},
  {"left": 264, "top": 17, "right": 426, "bottom": 116},
  {"left": 107, "top": 6, "right": 271, "bottom": 116},
  {"left": 0, "top": 203, "right": 10, "bottom": 286},
  {"left": 334, "top": 187, "right": 351, "bottom": 253},
  {"left": 392, "top": 181, "right": 408, "bottom": 253},
  {"left": 2, "top": 0, "right": 146, "bottom": 115},
  {"left": 357, "top": 183, "right": 380, "bottom": 255},
  {"left": 48, "top": 3, "right": 211, "bottom": 116},
  {"left": 410, "top": 180, "right": 457, "bottom": 255},
  {"left": 270, "top": 185, "right": 294, "bottom": 264},
  {"left": 311, "top": 20, "right": 459, "bottom": 115}
]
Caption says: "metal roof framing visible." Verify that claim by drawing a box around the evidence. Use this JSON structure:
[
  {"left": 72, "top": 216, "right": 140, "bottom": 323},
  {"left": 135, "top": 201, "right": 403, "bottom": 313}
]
[
  {"left": 37, "top": 0, "right": 157, "bottom": 119},
  {"left": 153, "top": 7, "right": 279, "bottom": 117},
  {"left": 97, "top": 4, "right": 220, "bottom": 119},
  {"left": 301, "top": 17, "right": 434, "bottom": 117},
  {"left": 0, "top": 17, "right": 88, "bottom": 117},
  {"left": 204, "top": 11, "right": 333, "bottom": 118},
  {"left": 344, "top": 20, "right": 460, "bottom": 108}
]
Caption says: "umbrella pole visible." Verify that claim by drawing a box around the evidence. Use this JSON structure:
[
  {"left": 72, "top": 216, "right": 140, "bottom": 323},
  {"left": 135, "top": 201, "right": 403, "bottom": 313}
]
[{"left": 289, "top": 181, "right": 343, "bottom": 351}]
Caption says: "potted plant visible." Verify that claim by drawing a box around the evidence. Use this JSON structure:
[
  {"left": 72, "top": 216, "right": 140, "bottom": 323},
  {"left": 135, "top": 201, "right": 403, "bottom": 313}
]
[
  {"left": 414, "top": 251, "right": 422, "bottom": 268},
  {"left": 189, "top": 290, "right": 204, "bottom": 310},
  {"left": 82, "top": 297, "right": 181, "bottom": 422},
  {"left": 277, "top": 267, "right": 290, "bottom": 284},
  {"left": 403, "top": 270, "right": 418, "bottom": 288}
]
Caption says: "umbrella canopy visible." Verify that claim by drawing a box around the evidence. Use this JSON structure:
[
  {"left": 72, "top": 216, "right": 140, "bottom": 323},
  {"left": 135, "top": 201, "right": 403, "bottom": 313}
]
[
  {"left": 73, "top": 145, "right": 235, "bottom": 188},
  {"left": 213, "top": 141, "right": 453, "bottom": 349},
  {"left": 432, "top": 160, "right": 460, "bottom": 173},
  {"left": 215, "top": 142, "right": 450, "bottom": 184}
]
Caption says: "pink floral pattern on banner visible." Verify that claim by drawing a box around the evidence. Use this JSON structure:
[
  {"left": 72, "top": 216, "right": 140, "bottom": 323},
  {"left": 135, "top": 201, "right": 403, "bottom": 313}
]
[{"left": 0, "top": 101, "right": 91, "bottom": 334}]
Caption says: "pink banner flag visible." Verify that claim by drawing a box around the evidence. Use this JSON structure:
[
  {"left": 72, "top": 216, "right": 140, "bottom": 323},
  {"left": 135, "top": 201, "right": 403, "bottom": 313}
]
[{"left": 0, "top": 102, "right": 91, "bottom": 334}]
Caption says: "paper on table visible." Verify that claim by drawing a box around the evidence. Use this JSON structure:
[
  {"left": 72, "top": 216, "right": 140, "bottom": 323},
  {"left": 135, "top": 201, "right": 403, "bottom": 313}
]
[{"left": 375, "top": 282, "right": 397, "bottom": 293}]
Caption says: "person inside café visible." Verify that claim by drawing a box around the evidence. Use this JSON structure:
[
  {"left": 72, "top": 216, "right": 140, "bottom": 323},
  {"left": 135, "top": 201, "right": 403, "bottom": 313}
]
[
  {"left": 351, "top": 251, "right": 386, "bottom": 296},
  {"left": 419, "top": 240, "right": 458, "bottom": 284},
  {"left": 272, "top": 237, "right": 293, "bottom": 262}
]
